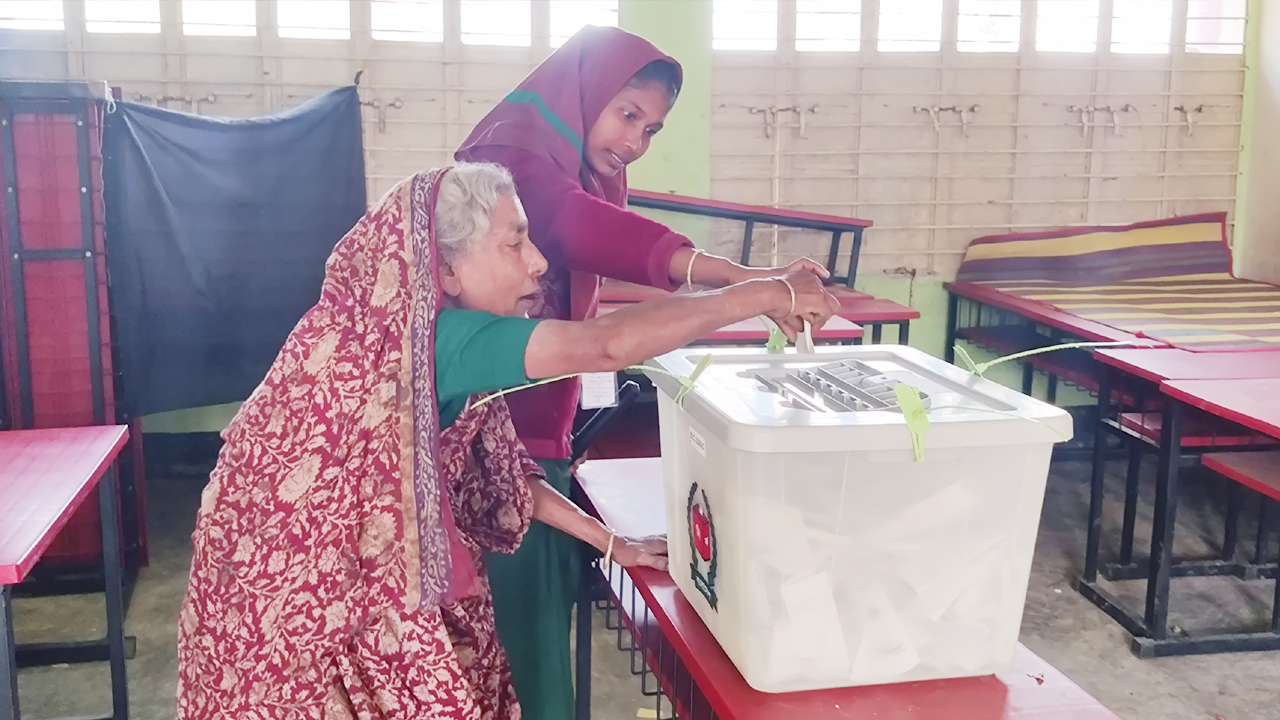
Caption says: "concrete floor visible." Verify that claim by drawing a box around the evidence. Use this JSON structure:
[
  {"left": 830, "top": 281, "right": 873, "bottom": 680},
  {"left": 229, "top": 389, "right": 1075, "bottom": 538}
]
[{"left": 11, "top": 456, "right": 1280, "bottom": 719}]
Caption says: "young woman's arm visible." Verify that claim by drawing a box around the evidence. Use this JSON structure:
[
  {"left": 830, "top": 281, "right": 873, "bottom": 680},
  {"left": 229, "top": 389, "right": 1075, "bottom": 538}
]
[
  {"left": 523, "top": 270, "right": 837, "bottom": 380},
  {"left": 667, "top": 246, "right": 830, "bottom": 289}
]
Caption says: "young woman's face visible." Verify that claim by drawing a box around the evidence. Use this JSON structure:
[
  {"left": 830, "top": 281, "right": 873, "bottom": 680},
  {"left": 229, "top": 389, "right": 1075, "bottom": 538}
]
[
  {"left": 442, "top": 193, "right": 548, "bottom": 317},
  {"left": 584, "top": 82, "right": 673, "bottom": 177}
]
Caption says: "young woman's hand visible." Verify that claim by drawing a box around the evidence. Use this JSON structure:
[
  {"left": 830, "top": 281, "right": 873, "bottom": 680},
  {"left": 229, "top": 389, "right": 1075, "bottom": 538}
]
[
  {"left": 609, "top": 535, "right": 668, "bottom": 571},
  {"left": 736, "top": 257, "right": 830, "bottom": 284}
]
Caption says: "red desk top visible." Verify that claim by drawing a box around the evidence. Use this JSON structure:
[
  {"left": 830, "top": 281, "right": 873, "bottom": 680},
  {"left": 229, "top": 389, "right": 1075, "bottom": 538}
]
[
  {"left": 947, "top": 281, "right": 1149, "bottom": 344},
  {"left": 1094, "top": 348, "right": 1280, "bottom": 384},
  {"left": 0, "top": 426, "right": 129, "bottom": 585},
  {"left": 597, "top": 304, "right": 864, "bottom": 341},
  {"left": 1161, "top": 378, "right": 1280, "bottom": 439},
  {"left": 576, "top": 458, "right": 1122, "bottom": 720}
]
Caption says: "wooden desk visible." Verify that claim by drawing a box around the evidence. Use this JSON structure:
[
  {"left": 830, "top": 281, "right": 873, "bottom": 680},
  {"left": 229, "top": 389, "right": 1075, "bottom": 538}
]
[
  {"left": 1094, "top": 349, "right": 1280, "bottom": 385},
  {"left": 1076, "top": 358, "right": 1280, "bottom": 658},
  {"left": 1161, "top": 378, "right": 1280, "bottom": 438},
  {"left": 596, "top": 304, "right": 864, "bottom": 344},
  {"left": 575, "top": 458, "right": 1122, "bottom": 720},
  {"left": 0, "top": 426, "right": 130, "bottom": 720},
  {"left": 626, "top": 190, "right": 872, "bottom": 288},
  {"left": 946, "top": 281, "right": 1147, "bottom": 350}
]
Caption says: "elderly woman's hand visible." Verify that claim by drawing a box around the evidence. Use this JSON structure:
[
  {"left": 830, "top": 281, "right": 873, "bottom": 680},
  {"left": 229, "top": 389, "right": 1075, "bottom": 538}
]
[
  {"left": 763, "top": 270, "right": 842, "bottom": 341},
  {"left": 609, "top": 535, "right": 669, "bottom": 571}
]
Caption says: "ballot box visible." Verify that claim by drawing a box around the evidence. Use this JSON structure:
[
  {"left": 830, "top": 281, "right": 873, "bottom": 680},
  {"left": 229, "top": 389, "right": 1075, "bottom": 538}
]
[{"left": 645, "top": 345, "right": 1072, "bottom": 693}]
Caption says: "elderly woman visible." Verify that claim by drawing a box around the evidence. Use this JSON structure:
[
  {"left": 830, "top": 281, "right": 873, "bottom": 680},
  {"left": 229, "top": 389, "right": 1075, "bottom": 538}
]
[{"left": 176, "top": 162, "right": 835, "bottom": 719}]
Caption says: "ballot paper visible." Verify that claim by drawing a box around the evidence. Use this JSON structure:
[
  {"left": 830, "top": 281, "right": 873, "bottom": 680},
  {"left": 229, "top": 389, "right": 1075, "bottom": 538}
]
[
  {"left": 579, "top": 372, "right": 619, "bottom": 409},
  {"left": 764, "top": 573, "right": 851, "bottom": 685},
  {"left": 849, "top": 581, "right": 921, "bottom": 682},
  {"left": 798, "top": 320, "right": 816, "bottom": 354}
]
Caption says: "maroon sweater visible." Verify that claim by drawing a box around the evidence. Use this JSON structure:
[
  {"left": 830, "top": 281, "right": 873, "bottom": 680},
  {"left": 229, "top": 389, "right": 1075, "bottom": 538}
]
[{"left": 463, "top": 146, "right": 692, "bottom": 459}]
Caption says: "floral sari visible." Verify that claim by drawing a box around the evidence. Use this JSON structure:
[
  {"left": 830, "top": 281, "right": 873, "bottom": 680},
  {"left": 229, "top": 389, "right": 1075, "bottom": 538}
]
[{"left": 177, "top": 168, "right": 538, "bottom": 719}]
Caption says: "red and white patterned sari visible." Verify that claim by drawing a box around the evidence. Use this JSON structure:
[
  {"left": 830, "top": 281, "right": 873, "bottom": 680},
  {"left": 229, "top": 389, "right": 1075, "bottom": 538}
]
[{"left": 177, "top": 169, "right": 538, "bottom": 719}]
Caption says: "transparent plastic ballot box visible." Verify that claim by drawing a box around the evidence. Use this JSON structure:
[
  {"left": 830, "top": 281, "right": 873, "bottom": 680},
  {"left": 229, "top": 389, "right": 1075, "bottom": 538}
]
[{"left": 644, "top": 345, "right": 1073, "bottom": 693}]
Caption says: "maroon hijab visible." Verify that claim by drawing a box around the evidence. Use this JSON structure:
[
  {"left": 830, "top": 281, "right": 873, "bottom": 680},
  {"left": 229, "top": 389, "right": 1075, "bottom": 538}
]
[{"left": 457, "top": 25, "right": 682, "bottom": 208}]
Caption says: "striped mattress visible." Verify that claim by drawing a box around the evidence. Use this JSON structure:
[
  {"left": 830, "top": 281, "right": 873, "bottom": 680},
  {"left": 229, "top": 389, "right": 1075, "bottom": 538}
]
[{"left": 955, "top": 213, "right": 1280, "bottom": 352}]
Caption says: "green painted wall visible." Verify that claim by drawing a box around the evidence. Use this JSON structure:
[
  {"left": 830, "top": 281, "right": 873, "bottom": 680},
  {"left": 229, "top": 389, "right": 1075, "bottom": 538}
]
[
  {"left": 619, "top": 0, "right": 713, "bottom": 246},
  {"left": 1233, "top": 0, "right": 1261, "bottom": 272},
  {"left": 618, "top": 0, "right": 712, "bottom": 198}
]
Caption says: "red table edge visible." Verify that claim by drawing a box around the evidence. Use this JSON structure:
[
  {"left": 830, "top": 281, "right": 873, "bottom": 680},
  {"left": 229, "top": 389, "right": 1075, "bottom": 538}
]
[
  {"left": 835, "top": 303, "right": 920, "bottom": 323},
  {"left": 622, "top": 566, "right": 746, "bottom": 715},
  {"left": 1092, "top": 349, "right": 1185, "bottom": 384},
  {"left": 1159, "top": 380, "right": 1280, "bottom": 439},
  {"left": 946, "top": 281, "right": 1155, "bottom": 345},
  {"left": 1201, "top": 452, "right": 1280, "bottom": 502},
  {"left": 0, "top": 425, "right": 130, "bottom": 586},
  {"left": 628, "top": 189, "right": 874, "bottom": 229}
]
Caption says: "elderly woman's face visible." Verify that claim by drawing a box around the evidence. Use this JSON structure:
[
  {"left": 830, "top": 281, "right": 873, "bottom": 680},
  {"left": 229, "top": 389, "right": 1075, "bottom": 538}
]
[{"left": 441, "top": 192, "right": 548, "bottom": 317}]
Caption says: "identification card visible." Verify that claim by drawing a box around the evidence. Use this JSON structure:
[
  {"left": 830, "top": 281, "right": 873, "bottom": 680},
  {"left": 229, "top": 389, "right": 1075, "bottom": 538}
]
[{"left": 579, "top": 372, "right": 619, "bottom": 409}]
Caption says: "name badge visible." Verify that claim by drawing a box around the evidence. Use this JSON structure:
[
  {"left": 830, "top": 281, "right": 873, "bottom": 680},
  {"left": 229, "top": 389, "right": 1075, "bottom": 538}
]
[{"left": 580, "top": 372, "right": 619, "bottom": 410}]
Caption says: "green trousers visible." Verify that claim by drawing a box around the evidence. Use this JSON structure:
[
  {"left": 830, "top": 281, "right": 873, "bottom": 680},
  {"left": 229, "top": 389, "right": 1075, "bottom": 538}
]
[{"left": 487, "top": 458, "right": 582, "bottom": 720}]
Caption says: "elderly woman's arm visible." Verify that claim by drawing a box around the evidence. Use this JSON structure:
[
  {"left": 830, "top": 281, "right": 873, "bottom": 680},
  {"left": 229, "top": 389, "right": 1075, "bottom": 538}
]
[
  {"left": 526, "top": 478, "right": 668, "bottom": 570},
  {"left": 524, "top": 270, "right": 837, "bottom": 380}
]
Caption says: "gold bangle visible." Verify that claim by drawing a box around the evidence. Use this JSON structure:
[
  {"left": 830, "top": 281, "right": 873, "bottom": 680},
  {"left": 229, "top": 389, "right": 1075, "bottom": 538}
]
[
  {"left": 685, "top": 249, "right": 702, "bottom": 288},
  {"left": 603, "top": 531, "right": 617, "bottom": 567},
  {"left": 774, "top": 276, "right": 796, "bottom": 315}
]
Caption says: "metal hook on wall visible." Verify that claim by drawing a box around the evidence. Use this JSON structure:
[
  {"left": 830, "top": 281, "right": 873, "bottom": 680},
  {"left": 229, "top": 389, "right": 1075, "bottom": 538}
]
[
  {"left": 361, "top": 98, "right": 405, "bottom": 133},
  {"left": 1067, "top": 105, "right": 1096, "bottom": 136},
  {"left": 956, "top": 104, "right": 980, "bottom": 136},
  {"left": 914, "top": 105, "right": 943, "bottom": 133},
  {"left": 193, "top": 93, "right": 218, "bottom": 114},
  {"left": 1108, "top": 104, "right": 1136, "bottom": 135},
  {"left": 1173, "top": 104, "right": 1205, "bottom": 136},
  {"left": 749, "top": 106, "right": 777, "bottom": 138}
]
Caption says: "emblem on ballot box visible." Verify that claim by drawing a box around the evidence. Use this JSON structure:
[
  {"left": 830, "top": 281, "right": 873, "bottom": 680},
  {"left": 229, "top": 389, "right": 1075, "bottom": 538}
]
[{"left": 687, "top": 483, "right": 718, "bottom": 610}]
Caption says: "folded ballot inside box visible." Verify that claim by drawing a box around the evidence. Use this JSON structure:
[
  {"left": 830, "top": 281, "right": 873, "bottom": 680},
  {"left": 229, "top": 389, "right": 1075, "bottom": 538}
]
[{"left": 645, "top": 345, "right": 1071, "bottom": 693}]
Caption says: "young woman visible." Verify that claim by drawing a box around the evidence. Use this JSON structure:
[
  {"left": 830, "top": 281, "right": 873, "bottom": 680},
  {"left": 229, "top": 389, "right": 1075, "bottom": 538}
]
[
  {"left": 176, "top": 163, "right": 835, "bottom": 719},
  {"left": 456, "top": 25, "right": 833, "bottom": 720}
]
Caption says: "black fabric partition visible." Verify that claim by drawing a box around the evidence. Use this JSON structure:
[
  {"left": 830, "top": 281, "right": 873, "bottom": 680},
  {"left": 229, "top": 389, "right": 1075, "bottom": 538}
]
[{"left": 104, "top": 87, "right": 366, "bottom": 416}]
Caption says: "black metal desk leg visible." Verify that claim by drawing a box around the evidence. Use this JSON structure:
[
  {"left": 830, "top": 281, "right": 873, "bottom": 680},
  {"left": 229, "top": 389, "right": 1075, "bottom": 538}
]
[
  {"left": 1083, "top": 366, "right": 1113, "bottom": 581},
  {"left": 99, "top": 468, "right": 128, "bottom": 720},
  {"left": 739, "top": 220, "right": 756, "bottom": 267},
  {"left": 826, "top": 230, "right": 842, "bottom": 277},
  {"left": 1272, "top": 518, "right": 1280, "bottom": 633},
  {"left": 1222, "top": 482, "right": 1241, "bottom": 563},
  {"left": 898, "top": 321, "right": 909, "bottom": 345},
  {"left": 1119, "top": 446, "right": 1143, "bottom": 566},
  {"left": 1145, "top": 401, "right": 1184, "bottom": 640},
  {"left": 1, "top": 586, "right": 18, "bottom": 720},
  {"left": 1255, "top": 499, "right": 1272, "bottom": 566},
  {"left": 574, "top": 561, "right": 593, "bottom": 720},
  {"left": 871, "top": 324, "right": 883, "bottom": 344},
  {"left": 846, "top": 228, "right": 863, "bottom": 289},
  {"left": 944, "top": 294, "right": 959, "bottom": 363}
]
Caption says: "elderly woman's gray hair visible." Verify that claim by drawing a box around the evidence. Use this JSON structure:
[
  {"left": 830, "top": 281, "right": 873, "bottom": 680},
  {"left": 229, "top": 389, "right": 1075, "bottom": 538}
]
[{"left": 433, "top": 162, "right": 519, "bottom": 264}]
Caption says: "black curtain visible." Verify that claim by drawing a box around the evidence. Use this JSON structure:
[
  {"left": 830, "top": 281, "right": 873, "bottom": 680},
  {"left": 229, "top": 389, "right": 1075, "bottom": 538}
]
[{"left": 104, "top": 87, "right": 366, "bottom": 416}]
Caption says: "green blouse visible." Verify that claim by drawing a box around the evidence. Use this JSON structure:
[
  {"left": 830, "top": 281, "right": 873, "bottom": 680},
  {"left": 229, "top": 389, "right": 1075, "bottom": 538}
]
[{"left": 435, "top": 309, "right": 542, "bottom": 429}]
